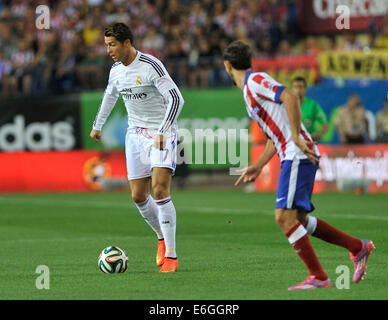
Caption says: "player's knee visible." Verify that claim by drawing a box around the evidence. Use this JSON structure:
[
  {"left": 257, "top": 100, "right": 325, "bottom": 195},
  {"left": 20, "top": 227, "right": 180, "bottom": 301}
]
[
  {"left": 275, "top": 210, "right": 286, "bottom": 227},
  {"left": 131, "top": 192, "right": 148, "bottom": 204},
  {"left": 152, "top": 183, "right": 169, "bottom": 200},
  {"left": 274, "top": 209, "right": 297, "bottom": 230},
  {"left": 274, "top": 209, "right": 287, "bottom": 227}
]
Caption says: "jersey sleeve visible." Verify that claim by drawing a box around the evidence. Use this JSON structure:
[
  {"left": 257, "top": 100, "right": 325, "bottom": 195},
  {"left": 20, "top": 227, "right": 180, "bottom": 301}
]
[
  {"left": 247, "top": 73, "right": 285, "bottom": 104},
  {"left": 149, "top": 61, "right": 184, "bottom": 135},
  {"left": 92, "top": 68, "right": 119, "bottom": 131}
]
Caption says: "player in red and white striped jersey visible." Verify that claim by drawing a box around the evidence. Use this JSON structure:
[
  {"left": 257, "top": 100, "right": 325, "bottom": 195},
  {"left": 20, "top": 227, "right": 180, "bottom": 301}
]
[
  {"left": 223, "top": 40, "right": 374, "bottom": 290},
  {"left": 243, "top": 70, "right": 319, "bottom": 163}
]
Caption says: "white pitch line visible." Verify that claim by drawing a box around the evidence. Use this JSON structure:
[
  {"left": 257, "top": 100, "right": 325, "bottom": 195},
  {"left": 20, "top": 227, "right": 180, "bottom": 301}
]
[
  {"left": 0, "top": 235, "right": 143, "bottom": 243},
  {"left": 0, "top": 197, "right": 388, "bottom": 221},
  {"left": 0, "top": 232, "right": 253, "bottom": 244},
  {"left": 0, "top": 197, "right": 131, "bottom": 208},
  {"left": 186, "top": 207, "right": 388, "bottom": 221},
  {"left": 0, "top": 197, "right": 261, "bottom": 213}
]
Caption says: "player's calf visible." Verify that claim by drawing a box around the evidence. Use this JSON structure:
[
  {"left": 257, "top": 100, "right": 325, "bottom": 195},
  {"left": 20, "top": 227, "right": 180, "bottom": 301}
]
[
  {"left": 134, "top": 194, "right": 164, "bottom": 240},
  {"left": 275, "top": 209, "right": 328, "bottom": 286},
  {"left": 152, "top": 168, "right": 177, "bottom": 260},
  {"left": 155, "top": 196, "right": 177, "bottom": 259}
]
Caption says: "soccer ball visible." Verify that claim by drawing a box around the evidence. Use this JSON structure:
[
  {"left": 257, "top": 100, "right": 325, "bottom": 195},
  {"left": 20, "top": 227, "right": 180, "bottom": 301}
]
[{"left": 98, "top": 246, "right": 128, "bottom": 274}]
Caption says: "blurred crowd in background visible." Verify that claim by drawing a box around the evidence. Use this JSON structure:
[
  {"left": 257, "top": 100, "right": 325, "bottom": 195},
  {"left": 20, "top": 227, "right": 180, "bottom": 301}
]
[{"left": 1, "top": 0, "right": 388, "bottom": 97}]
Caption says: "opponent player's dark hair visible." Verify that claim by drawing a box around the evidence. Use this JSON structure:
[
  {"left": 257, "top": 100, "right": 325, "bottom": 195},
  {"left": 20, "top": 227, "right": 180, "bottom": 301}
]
[
  {"left": 223, "top": 40, "right": 252, "bottom": 70},
  {"left": 292, "top": 76, "right": 307, "bottom": 87},
  {"left": 104, "top": 23, "right": 134, "bottom": 44}
]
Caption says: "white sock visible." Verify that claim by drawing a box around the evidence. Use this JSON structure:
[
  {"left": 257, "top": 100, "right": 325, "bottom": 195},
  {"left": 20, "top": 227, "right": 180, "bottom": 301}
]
[
  {"left": 155, "top": 197, "right": 177, "bottom": 258},
  {"left": 135, "top": 195, "right": 164, "bottom": 240}
]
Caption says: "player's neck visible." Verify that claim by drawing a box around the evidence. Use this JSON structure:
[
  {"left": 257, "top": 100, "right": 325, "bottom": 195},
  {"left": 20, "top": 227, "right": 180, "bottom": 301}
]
[
  {"left": 121, "top": 47, "right": 138, "bottom": 66},
  {"left": 233, "top": 69, "right": 250, "bottom": 90}
]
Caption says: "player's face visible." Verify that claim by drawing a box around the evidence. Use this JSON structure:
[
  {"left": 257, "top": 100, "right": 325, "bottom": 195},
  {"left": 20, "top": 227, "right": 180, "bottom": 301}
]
[
  {"left": 104, "top": 36, "right": 126, "bottom": 62},
  {"left": 224, "top": 61, "right": 236, "bottom": 85},
  {"left": 292, "top": 81, "right": 307, "bottom": 99}
]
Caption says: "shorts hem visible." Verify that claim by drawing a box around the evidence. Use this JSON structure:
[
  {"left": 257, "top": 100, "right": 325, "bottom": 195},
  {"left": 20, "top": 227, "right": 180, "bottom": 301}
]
[
  {"left": 127, "top": 174, "right": 152, "bottom": 181},
  {"left": 151, "top": 165, "right": 174, "bottom": 170},
  {"left": 275, "top": 205, "right": 315, "bottom": 213},
  {"left": 151, "top": 165, "right": 176, "bottom": 176}
]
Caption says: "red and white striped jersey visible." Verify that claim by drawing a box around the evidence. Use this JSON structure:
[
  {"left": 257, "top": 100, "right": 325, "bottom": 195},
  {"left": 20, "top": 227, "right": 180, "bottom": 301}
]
[{"left": 243, "top": 70, "right": 319, "bottom": 162}]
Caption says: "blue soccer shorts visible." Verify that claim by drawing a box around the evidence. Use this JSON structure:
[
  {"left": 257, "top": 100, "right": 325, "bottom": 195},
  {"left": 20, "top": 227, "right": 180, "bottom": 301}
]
[{"left": 275, "top": 158, "right": 319, "bottom": 213}]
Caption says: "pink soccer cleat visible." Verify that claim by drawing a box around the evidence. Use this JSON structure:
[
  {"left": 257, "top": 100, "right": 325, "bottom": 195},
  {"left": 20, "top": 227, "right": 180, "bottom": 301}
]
[
  {"left": 288, "top": 275, "right": 331, "bottom": 291},
  {"left": 350, "top": 239, "right": 375, "bottom": 283}
]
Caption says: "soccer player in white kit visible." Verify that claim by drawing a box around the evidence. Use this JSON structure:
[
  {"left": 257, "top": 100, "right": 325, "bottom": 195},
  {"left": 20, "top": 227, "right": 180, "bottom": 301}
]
[{"left": 90, "top": 23, "right": 184, "bottom": 272}]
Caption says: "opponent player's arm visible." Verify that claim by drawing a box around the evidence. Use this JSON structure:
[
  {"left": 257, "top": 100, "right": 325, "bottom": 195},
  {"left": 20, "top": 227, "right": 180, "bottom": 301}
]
[
  {"left": 280, "top": 88, "right": 317, "bottom": 163},
  {"left": 280, "top": 88, "right": 301, "bottom": 141},
  {"left": 235, "top": 139, "right": 275, "bottom": 186},
  {"left": 90, "top": 73, "right": 119, "bottom": 142},
  {"left": 253, "top": 139, "right": 276, "bottom": 170}
]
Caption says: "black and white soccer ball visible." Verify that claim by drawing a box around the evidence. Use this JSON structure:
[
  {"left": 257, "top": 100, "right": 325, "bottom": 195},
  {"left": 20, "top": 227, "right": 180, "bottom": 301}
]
[{"left": 98, "top": 246, "right": 128, "bottom": 274}]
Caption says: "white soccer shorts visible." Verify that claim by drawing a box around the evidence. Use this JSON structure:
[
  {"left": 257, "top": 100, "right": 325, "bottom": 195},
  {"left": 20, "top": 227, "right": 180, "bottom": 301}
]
[{"left": 125, "top": 127, "right": 177, "bottom": 180}]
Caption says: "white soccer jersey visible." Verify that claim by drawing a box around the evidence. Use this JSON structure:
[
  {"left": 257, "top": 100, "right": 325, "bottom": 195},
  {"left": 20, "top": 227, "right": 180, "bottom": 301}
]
[
  {"left": 93, "top": 51, "right": 184, "bottom": 135},
  {"left": 243, "top": 71, "right": 319, "bottom": 162}
]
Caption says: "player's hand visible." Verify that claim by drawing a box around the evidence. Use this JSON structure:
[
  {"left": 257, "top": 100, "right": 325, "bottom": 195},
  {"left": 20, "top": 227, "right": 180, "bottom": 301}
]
[
  {"left": 294, "top": 137, "right": 317, "bottom": 164},
  {"left": 234, "top": 164, "right": 262, "bottom": 187},
  {"left": 90, "top": 129, "right": 102, "bottom": 142},
  {"left": 153, "top": 134, "right": 165, "bottom": 150},
  {"left": 311, "top": 132, "right": 321, "bottom": 141}
]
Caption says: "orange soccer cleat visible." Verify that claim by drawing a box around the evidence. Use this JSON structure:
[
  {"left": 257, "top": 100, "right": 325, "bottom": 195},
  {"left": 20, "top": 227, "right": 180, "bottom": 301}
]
[
  {"left": 159, "top": 258, "right": 178, "bottom": 273},
  {"left": 156, "top": 239, "right": 166, "bottom": 267}
]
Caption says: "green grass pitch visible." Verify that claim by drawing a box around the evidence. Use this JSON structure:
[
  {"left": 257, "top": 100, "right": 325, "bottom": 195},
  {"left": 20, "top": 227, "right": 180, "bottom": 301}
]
[{"left": 0, "top": 190, "right": 387, "bottom": 300}]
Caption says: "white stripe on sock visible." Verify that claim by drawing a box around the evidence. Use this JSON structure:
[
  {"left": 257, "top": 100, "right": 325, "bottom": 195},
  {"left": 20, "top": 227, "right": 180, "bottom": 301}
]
[
  {"left": 288, "top": 224, "right": 307, "bottom": 245},
  {"left": 155, "top": 196, "right": 171, "bottom": 206}
]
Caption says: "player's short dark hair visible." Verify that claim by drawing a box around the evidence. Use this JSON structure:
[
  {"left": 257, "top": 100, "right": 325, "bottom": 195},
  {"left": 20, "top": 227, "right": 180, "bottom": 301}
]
[
  {"left": 223, "top": 40, "right": 252, "bottom": 70},
  {"left": 292, "top": 76, "right": 307, "bottom": 87},
  {"left": 104, "top": 23, "right": 133, "bottom": 44}
]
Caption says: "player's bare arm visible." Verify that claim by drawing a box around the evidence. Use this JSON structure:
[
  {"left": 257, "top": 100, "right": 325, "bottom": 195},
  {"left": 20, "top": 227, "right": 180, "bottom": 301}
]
[
  {"left": 280, "top": 89, "right": 317, "bottom": 164},
  {"left": 235, "top": 139, "right": 276, "bottom": 186}
]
